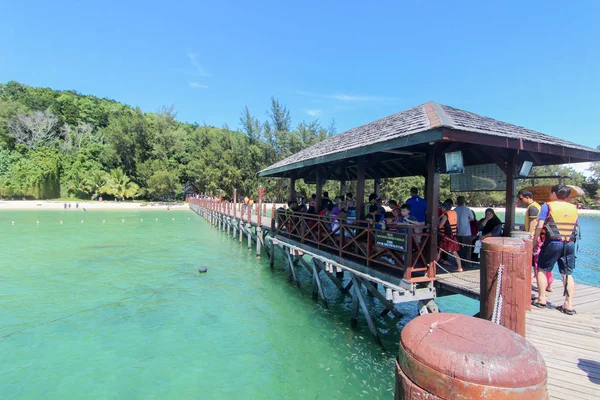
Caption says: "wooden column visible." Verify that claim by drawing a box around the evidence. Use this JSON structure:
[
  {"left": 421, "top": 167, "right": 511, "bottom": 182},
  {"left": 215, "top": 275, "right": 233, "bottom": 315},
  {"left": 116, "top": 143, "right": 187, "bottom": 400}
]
[
  {"left": 289, "top": 176, "right": 296, "bottom": 202},
  {"left": 426, "top": 145, "right": 440, "bottom": 264},
  {"left": 374, "top": 171, "right": 381, "bottom": 198},
  {"left": 356, "top": 158, "right": 366, "bottom": 220},
  {"left": 340, "top": 180, "right": 347, "bottom": 196},
  {"left": 504, "top": 150, "right": 517, "bottom": 236},
  {"left": 315, "top": 168, "right": 322, "bottom": 213}
]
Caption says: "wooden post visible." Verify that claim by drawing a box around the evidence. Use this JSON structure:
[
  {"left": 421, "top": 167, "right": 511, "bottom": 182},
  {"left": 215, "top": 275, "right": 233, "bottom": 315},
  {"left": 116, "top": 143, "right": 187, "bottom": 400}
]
[
  {"left": 504, "top": 150, "right": 517, "bottom": 236},
  {"left": 426, "top": 144, "right": 440, "bottom": 275},
  {"left": 480, "top": 237, "right": 528, "bottom": 337},
  {"left": 356, "top": 158, "right": 366, "bottom": 220},
  {"left": 289, "top": 176, "right": 296, "bottom": 202},
  {"left": 340, "top": 180, "right": 347, "bottom": 196},
  {"left": 315, "top": 168, "right": 322, "bottom": 214}
]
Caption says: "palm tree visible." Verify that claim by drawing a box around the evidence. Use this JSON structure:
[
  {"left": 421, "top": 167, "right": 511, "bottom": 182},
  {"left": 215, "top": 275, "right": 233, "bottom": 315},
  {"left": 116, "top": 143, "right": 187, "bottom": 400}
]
[
  {"left": 100, "top": 168, "right": 139, "bottom": 199},
  {"left": 86, "top": 169, "right": 108, "bottom": 194}
]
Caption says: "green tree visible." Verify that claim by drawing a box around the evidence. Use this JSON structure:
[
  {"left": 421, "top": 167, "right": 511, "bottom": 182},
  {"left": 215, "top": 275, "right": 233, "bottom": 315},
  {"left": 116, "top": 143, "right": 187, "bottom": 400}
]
[
  {"left": 147, "top": 170, "right": 180, "bottom": 198},
  {"left": 101, "top": 168, "right": 139, "bottom": 199}
]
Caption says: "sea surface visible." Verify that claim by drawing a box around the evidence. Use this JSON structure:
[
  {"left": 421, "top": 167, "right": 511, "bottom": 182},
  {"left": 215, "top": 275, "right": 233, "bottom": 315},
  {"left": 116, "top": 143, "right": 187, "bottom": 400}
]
[{"left": 1, "top": 209, "right": 598, "bottom": 399}]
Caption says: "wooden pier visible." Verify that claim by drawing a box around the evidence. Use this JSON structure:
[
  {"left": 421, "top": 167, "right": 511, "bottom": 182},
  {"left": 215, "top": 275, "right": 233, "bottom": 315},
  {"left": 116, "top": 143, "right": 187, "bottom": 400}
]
[
  {"left": 436, "top": 269, "right": 600, "bottom": 400},
  {"left": 190, "top": 200, "right": 600, "bottom": 399}
]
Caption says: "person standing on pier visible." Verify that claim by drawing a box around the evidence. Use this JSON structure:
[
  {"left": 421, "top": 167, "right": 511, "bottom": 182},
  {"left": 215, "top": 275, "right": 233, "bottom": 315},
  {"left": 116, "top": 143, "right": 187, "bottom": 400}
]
[
  {"left": 454, "top": 196, "right": 474, "bottom": 267},
  {"left": 518, "top": 189, "right": 553, "bottom": 292},
  {"left": 406, "top": 187, "right": 427, "bottom": 223},
  {"left": 437, "top": 202, "right": 463, "bottom": 272},
  {"left": 532, "top": 185, "right": 579, "bottom": 315}
]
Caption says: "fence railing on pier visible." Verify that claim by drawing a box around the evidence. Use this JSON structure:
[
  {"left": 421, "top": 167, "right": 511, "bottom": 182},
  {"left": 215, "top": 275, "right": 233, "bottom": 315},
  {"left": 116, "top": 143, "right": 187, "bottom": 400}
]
[
  {"left": 188, "top": 197, "right": 436, "bottom": 283},
  {"left": 274, "top": 211, "right": 433, "bottom": 282}
]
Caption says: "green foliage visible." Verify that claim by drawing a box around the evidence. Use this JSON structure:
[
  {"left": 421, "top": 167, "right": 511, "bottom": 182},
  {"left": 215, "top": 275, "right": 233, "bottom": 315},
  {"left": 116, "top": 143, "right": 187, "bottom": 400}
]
[
  {"left": 100, "top": 168, "right": 139, "bottom": 199},
  {"left": 1, "top": 81, "right": 599, "bottom": 207},
  {"left": 147, "top": 170, "right": 180, "bottom": 198}
]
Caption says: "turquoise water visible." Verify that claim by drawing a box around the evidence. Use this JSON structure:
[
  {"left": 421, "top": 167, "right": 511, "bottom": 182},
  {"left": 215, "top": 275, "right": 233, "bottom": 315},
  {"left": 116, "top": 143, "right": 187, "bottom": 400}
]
[
  {"left": 1, "top": 210, "right": 398, "bottom": 399},
  {"left": 2, "top": 209, "right": 598, "bottom": 399}
]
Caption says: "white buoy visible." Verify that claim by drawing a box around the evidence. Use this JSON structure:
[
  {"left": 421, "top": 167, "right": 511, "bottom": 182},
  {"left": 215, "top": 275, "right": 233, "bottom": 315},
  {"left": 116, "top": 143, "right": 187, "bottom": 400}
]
[
  {"left": 172, "top": 218, "right": 175, "bottom": 221},
  {"left": 188, "top": 217, "right": 190, "bottom": 220},
  {"left": 11, "top": 221, "right": 14, "bottom": 225},
  {"left": 102, "top": 220, "right": 105, "bottom": 224},
  {"left": 36, "top": 221, "right": 39, "bottom": 225},
  {"left": 141, "top": 218, "right": 143, "bottom": 222},
  {"left": 60, "top": 221, "right": 63, "bottom": 224},
  {"left": 81, "top": 220, "right": 84, "bottom": 224},
  {"left": 122, "top": 219, "right": 125, "bottom": 223}
]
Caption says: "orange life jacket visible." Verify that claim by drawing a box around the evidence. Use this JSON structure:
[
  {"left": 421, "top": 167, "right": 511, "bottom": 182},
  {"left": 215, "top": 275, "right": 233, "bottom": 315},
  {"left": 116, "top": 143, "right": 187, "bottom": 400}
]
[
  {"left": 442, "top": 210, "right": 458, "bottom": 236},
  {"left": 542, "top": 201, "right": 578, "bottom": 242},
  {"left": 525, "top": 201, "right": 541, "bottom": 232}
]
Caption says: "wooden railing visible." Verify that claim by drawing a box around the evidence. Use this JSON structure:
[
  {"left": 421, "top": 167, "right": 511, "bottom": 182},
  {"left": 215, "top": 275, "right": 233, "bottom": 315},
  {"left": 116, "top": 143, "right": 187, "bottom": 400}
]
[
  {"left": 188, "top": 197, "right": 436, "bottom": 282},
  {"left": 274, "top": 210, "right": 434, "bottom": 282}
]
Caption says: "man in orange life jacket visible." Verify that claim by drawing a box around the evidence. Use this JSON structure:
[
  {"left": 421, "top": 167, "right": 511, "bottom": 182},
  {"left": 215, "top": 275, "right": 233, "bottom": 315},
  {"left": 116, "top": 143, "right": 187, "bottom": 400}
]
[{"left": 532, "top": 184, "right": 578, "bottom": 315}]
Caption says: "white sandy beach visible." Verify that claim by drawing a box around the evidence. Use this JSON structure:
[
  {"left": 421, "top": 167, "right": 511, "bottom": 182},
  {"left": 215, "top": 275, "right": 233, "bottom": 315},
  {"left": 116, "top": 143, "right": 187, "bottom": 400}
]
[
  {"left": 2, "top": 201, "right": 599, "bottom": 215},
  {"left": 0, "top": 200, "right": 189, "bottom": 210}
]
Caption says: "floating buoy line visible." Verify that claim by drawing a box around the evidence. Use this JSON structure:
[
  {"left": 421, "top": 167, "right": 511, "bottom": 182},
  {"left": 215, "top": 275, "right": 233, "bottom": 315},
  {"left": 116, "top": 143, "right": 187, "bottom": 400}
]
[{"left": 7, "top": 215, "right": 197, "bottom": 226}]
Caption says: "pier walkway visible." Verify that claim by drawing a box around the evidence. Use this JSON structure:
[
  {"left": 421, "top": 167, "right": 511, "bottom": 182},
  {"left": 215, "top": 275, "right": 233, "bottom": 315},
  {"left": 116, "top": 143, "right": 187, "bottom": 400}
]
[
  {"left": 437, "top": 269, "right": 600, "bottom": 400},
  {"left": 190, "top": 201, "right": 600, "bottom": 399}
]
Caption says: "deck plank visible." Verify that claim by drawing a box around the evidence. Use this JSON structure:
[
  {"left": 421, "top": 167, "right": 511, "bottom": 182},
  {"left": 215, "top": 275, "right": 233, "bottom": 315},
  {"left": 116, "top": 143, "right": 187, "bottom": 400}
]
[{"left": 436, "top": 268, "right": 600, "bottom": 400}]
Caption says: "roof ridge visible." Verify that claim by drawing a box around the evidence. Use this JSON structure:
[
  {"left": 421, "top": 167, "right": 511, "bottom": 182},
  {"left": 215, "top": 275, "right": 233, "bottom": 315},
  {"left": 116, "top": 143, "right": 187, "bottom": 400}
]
[{"left": 430, "top": 102, "right": 453, "bottom": 127}]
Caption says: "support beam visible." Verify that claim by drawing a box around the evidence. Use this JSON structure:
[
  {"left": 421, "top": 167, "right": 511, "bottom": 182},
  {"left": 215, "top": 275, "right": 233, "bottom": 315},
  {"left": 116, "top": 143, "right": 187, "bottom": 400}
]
[
  {"left": 289, "top": 176, "right": 296, "bottom": 202},
  {"left": 356, "top": 158, "right": 366, "bottom": 220},
  {"left": 504, "top": 150, "right": 518, "bottom": 235},
  {"left": 311, "top": 260, "right": 329, "bottom": 308},
  {"left": 315, "top": 168, "right": 323, "bottom": 214},
  {"left": 374, "top": 179, "right": 381, "bottom": 198},
  {"left": 426, "top": 144, "right": 440, "bottom": 265},
  {"left": 351, "top": 275, "right": 383, "bottom": 346},
  {"left": 340, "top": 180, "right": 347, "bottom": 196}
]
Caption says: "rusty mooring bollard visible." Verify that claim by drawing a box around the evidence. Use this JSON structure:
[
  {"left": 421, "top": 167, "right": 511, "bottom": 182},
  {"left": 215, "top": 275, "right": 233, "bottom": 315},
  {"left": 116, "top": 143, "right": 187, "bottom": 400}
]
[
  {"left": 510, "top": 231, "right": 534, "bottom": 312},
  {"left": 395, "top": 313, "right": 548, "bottom": 399},
  {"left": 480, "top": 237, "right": 528, "bottom": 336}
]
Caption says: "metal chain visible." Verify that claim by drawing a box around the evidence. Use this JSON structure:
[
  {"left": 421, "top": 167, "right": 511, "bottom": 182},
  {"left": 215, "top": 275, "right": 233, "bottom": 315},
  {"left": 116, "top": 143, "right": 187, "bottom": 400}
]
[
  {"left": 577, "top": 249, "right": 600, "bottom": 258},
  {"left": 576, "top": 261, "right": 600, "bottom": 272},
  {"left": 434, "top": 260, "right": 480, "bottom": 285},
  {"left": 437, "top": 246, "right": 480, "bottom": 265},
  {"left": 443, "top": 236, "right": 477, "bottom": 248},
  {"left": 491, "top": 265, "right": 504, "bottom": 325}
]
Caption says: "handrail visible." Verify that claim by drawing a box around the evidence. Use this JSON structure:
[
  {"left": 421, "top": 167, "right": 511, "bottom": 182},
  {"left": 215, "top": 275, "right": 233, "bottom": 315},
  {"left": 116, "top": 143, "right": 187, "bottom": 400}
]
[{"left": 187, "top": 198, "right": 436, "bottom": 282}]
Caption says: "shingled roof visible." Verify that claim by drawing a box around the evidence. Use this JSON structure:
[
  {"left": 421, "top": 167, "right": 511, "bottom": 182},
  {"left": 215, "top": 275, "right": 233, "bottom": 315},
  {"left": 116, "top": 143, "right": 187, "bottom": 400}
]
[{"left": 259, "top": 102, "right": 600, "bottom": 177}]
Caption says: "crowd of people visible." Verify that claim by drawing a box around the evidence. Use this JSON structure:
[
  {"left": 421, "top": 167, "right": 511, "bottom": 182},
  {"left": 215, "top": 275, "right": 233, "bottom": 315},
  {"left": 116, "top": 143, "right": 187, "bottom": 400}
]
[{"left": 278, "top": 184, "right": 580, "bottom": 315}]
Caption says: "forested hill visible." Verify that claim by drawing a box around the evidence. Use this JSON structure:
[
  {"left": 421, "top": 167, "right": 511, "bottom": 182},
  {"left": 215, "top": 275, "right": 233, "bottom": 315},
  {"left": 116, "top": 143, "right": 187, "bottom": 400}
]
[
  {"left": 1, "top": 81, "right": 599, "bottom": 206},
  {"left": 0, "top": 81, "right": 334, "bottom": 200}
]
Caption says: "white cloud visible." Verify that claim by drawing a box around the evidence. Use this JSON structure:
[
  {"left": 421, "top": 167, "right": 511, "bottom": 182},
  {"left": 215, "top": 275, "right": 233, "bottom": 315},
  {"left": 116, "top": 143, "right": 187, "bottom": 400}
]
[
  {"left": 298, "top": 90, "right": 395, "bottom": 102},
  {"left": 181, "top": 50, "right": 211, "bottom": 77},
  {"left": 189, "top": 81, "right": 208, "bottom": 89},
  {"left": 305, "top": 109, "right": 323, "bottom": 117},
  {"left": 567, "top": 161, "right": 593, "bottom": 177}
]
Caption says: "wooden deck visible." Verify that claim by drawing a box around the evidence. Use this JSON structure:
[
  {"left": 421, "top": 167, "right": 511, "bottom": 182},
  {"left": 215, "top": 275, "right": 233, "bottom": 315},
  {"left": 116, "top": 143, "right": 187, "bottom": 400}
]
[
  {"left": 194, "top": 204, "right": 600, "bottom": 398},
  {"left": 436, "top": 270, "right": 600, "bottom": 399}
]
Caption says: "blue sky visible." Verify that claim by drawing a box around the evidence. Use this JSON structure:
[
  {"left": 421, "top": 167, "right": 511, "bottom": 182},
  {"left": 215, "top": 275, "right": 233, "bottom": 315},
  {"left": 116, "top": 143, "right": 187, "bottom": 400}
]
[{"left": 1, "top": 0, "right": 599, "bottom": 168}]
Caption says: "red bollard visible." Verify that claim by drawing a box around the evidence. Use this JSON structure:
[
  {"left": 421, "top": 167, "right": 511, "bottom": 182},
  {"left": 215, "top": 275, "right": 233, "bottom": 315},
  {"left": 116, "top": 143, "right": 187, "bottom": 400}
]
[
  {"left": 511, "top": 231, "right": 534, "bottom": 311},
  {"left": 395, "top": 313, "right": 548, "bottom": 399},
  {"left": 481, "top": 237, "right": 528, "bottom": 336}
]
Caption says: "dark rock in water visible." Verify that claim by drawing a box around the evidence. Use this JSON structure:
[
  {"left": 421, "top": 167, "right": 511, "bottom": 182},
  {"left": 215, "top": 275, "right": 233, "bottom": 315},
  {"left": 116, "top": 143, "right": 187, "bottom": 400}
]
[{"left": 198, "top": 266, "right": 208, "bottom": 273}]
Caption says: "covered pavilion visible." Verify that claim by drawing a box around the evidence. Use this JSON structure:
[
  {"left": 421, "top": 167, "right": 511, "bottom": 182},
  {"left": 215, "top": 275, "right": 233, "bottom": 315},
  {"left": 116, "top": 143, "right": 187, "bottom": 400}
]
[{"left": 259, "top": 102, "right": 600, "bottom": 281}]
